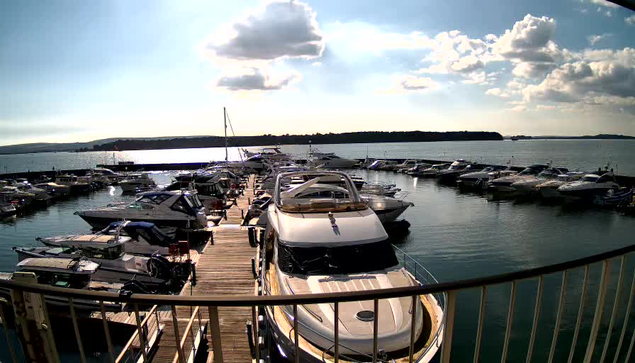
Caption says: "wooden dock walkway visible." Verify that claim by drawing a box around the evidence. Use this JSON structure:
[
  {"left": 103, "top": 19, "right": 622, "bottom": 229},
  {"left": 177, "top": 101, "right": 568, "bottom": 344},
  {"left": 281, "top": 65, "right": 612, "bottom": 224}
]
[{"left": 152, "top": 176, "right": 257, "bottom": 363}]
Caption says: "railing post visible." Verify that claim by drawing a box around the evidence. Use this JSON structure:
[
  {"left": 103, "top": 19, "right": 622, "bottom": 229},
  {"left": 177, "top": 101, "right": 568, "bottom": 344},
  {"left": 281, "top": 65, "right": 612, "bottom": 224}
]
[
  {"left": 526, "top": 276, "right": 544, "bottom": 363},
  {"left": 568, "top": 265, "right": 591, "bottom": 363},
  {"left": 68, "top": 298, "right": 86, "bottom": 363},
  {"left": 9, "top": 278, "right": 59, "bottom": 363},
  {"left": 473, "top": 286, "right": 487, "bottom": 363},
  {"left": 372, "top": 299, "right": 380, "bottom": 363},
  {"left": 583, "top": 260, "right": 611, "bottom": 363},
  {"left": 294, "top": 304, "right": 300, "bottom": 363},
  {"left": 601, "top": 256, "right": 626, "bottom": 362},
  {"left": 133, "top": 304, "right": 148, "bottom": 362},
  {"left": 0, "top": 298, "right": 19, "bottom": 363},
  {"left": 501, "top": 281, "right": 517, "bottom": 363},
  {"left": 334, "top": 302, "right": 339, "bottom": 363},
  {"left": 171, "top": 305, "right": 186, "bottom": 363},
  {"left": 208, "top": 306, "right": 224, "bottom": 363},
  {"left": 441, "top": 291, "right": 457, "bottom": 363},
  {"left": 409, "top": 295, "right": 418, "bottom": 363},
  {"left": 614, "top": 269, "right": 635, "bottom": 363},
  {"left": 548, "top": 271, "right": 568, "bottom": 363},
  {"left": 99, "top": 301, "right": 115, "bottom": 363}
]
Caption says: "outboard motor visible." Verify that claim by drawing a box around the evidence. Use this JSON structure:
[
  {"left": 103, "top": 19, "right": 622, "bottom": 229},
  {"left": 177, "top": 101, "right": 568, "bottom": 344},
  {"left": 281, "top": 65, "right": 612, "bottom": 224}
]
[
  {"left": 147, "top": 255, "right": 172, "bottom": 280},
  {"left": 122, "top": 279, "right": 155, "bottom": 294}
]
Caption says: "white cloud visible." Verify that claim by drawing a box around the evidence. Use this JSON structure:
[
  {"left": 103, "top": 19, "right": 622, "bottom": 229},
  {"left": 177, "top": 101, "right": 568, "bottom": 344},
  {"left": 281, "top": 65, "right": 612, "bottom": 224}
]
[
  {"left": 509, "top": 105, "right": 527, "bottom": 112},
  {"left": 382, "top": 75, "right": 439, "bottom": 94},
  {"left": 215, "top": 68, "right": 300, "bottom": 91},
  {"left": 588, "top": 34, "right": 611, "bottom": 46},
  {"left": 486, "top": 87, "right": 511, "bottom": 98},
  {"left": 512, "top": 62, "right": 556, "bottom": 78},
  {"left": 523, "top": 48, "right": 635, "bottom": 107},
  {"left": 626, "top": 15, "right": 635, "bottom": 25},
  {"left": 205, "top": 1, "right": 324, "bottom": 62},
  {"left": 590, "top": 0, "right": 620, "bottom": 8}
]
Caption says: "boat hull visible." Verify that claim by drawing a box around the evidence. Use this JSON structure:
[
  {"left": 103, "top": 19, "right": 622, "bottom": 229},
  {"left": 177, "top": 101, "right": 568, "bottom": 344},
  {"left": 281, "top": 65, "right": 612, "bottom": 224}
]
[{"left": 77, "top": 213, "right": 198, "bottom": 230}]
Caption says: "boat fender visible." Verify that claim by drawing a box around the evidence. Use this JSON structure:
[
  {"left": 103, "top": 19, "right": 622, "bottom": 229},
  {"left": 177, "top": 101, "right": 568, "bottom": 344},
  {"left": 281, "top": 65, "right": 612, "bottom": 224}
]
[
  {"left": 246, "top": 321, "right": 256, "bottom": 359},
  {"left": 251, "top": 258, "right": 258, "bottom": 279},
  {"left": 248, "top": 227, "right": 257, "bottom": 247}
]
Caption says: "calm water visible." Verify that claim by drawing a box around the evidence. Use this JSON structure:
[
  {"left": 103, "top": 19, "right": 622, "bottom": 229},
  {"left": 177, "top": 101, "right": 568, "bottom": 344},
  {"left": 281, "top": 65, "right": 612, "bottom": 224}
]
[
  {"left": 1, "top": 139, "right": 635, "bottom": 175},
  {"left": 1, "top": 159, "right": 634, "bottom": 361}
]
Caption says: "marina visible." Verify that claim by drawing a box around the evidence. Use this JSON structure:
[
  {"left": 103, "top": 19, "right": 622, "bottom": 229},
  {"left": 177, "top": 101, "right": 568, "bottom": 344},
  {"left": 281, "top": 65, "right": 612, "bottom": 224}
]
[{"left": 0, "top": 144, "right": 634, "bottom": 362}]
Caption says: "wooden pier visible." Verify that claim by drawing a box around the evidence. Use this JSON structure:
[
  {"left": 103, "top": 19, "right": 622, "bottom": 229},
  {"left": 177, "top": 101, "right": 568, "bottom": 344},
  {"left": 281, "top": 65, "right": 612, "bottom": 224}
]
[{"left": 152, "top": 176, "right": 257, "bottom": 363}]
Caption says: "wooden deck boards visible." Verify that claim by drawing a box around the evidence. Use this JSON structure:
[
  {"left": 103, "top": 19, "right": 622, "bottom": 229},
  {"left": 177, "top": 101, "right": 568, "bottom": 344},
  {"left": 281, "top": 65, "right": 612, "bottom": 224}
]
[{"left": 153, "top": 176, "right": 256, "bottom": 363}]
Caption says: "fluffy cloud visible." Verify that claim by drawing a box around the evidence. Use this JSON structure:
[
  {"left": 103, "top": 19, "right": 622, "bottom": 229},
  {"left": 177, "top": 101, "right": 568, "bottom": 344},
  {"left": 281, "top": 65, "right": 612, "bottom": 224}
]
[
  {"left": 626, "top": 15, "right": 635, "bottom": 25},
  {"left": 588, "top": 34, "right": 611, "bottom": 46},
  {"left": 216, "top": 68, "right": 300, "bottom": 91},
  {"left": 204, "top": 1, "right": 323, "bottom": 92},
  {"left": 206, "top": 1, "right": 324, "bottom": 62},
  {"left": 382, "top": 75, "right": 439, "bottom": 94},
  {"left": 523, "top": 48, "right": 635, "bottom": 107},
  {"left": 486, "top": 87, "right": 511, "bottom": 98},
  {"left": 417, "top": 30, "right": 494, "bottom": 84}
]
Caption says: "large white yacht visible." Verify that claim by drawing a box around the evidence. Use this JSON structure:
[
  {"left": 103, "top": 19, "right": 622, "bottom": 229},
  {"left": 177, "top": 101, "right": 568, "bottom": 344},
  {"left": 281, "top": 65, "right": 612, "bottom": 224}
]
[
  {"left": 260, "top": 171, "right": 444, "bottom": 362},
  {"left": 510, "top": 167, "right": 569, "bottom": 195},
  {"left": 558, "top": 172, "right": 620, "bottom": 199},
  {"left": 75, "top": 191, "right": 207, "bottom": 230},
  {"left": 457, "top": 165, "right": 512, "bottom": 189}
]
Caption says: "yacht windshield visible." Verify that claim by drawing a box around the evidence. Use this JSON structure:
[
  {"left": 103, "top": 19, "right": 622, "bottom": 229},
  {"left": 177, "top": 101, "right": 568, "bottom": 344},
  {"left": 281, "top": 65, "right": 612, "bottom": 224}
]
[
  {"left": 582, "top": 176, "right": 599, "bottom": 182},
  {"left": 277, "top": 239, "right": 399, "bottom": 275}
]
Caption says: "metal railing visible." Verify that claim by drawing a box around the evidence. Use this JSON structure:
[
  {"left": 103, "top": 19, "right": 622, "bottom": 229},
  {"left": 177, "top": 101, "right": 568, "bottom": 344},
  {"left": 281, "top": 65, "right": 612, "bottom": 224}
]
[{"left": 2, "top": 243, "right": 635, "bottom": 362}]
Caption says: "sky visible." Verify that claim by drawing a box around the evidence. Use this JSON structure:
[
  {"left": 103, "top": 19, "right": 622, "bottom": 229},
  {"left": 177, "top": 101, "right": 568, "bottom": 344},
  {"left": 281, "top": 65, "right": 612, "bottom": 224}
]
[{"left": 0, "top": 0, "right": 634, "bottom": 146}]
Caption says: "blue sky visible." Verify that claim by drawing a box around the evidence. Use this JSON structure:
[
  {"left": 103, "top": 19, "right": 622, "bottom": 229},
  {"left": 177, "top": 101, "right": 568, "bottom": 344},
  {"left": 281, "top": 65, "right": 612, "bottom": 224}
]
[{"left": 0, "top": 0, "right": 634, "bottom": 145}]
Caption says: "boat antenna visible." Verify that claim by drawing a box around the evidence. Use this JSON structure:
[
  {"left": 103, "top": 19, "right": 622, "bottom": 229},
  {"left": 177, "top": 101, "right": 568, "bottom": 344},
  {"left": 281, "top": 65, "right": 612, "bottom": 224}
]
[{"left": 223, "top": 107, "right": 228, "bottom": 163}]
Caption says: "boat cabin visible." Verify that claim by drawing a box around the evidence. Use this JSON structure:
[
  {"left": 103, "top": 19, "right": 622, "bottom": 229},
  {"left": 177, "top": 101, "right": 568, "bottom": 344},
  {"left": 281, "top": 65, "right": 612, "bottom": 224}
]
[{"left": 16, "top": 258, "right": 99, "bottom": 288}]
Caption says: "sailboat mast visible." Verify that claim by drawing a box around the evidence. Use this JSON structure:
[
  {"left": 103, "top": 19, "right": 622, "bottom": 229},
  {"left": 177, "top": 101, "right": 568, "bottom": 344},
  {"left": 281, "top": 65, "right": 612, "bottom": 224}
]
[{"left": 224, "top": 107, "right": 228, "bottom": 162}]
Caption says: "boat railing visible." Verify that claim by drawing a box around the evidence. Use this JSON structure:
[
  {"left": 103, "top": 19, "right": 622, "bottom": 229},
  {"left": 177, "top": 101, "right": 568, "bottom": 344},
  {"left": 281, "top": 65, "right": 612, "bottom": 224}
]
[
  {"left": 3, "top": 243, "right": 635, "bottom": 362},
  {"left": 394, "top": 245, "right": 447, "bottom": 361}
]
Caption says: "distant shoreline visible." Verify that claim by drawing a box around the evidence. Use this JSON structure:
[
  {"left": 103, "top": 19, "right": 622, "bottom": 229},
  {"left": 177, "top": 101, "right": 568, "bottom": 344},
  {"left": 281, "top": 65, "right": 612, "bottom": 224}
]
[{"left": 1, "top": 132, "right": 634, "bottom": 156}]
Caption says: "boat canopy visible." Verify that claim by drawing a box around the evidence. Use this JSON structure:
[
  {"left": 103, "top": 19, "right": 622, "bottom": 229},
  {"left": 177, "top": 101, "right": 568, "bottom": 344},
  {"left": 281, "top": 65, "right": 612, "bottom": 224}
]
[{"left": 106, "top": 221, "right": 174, "bottom": 247}]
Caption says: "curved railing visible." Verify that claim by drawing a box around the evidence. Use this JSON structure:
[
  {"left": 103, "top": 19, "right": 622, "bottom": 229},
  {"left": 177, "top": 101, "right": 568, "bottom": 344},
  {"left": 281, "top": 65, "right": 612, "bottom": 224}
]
[{"left": 2, "top": 243, "right": 635, "bottom": 362}]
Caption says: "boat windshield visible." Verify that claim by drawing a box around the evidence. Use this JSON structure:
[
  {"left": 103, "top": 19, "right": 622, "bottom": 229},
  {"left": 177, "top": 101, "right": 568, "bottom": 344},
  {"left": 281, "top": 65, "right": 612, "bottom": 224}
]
[
  {"left": 582, "top": 175, "right": 599, "bottom": 182},
  {"left": 277, "top": 239, "right": 399, "bottom": 275}
]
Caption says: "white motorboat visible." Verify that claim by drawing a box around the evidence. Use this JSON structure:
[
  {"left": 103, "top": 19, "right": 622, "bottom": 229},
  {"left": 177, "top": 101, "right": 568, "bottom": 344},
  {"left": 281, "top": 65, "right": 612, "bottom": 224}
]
[
  {"left": 457, "top": 165, "right": 510, "bottom": 189},
  {"left": 34, "top": 182, "right": 71, "bottom": 199},
  {"left": 362, "top": 194, "right": 414, "bottom": 223},
  {"left": 310, "top": 151, "right": 358, "bottom": 169},
  {"left": 0, "top": 258, "right": 123, "bottom": 312},
  {"left": 536, "top": 172, "right": 585, "bottom": 199},
  {"left": 119, "top": 172, "right": 157, "bottom": 193},
  {"left": 558, "top": 172, "right": 620, "bottom": 199},
  {"left": 75, "top": 191, "right": 207, "bottom": 230},
  {"left": 242, "top": 147, "right": 290, "bottom": 160},
  {"left": 395, "top": 159, "right": 418, "bottom": 173},
  {"left": 38, "top": 221, "right": 176, "bottom": 256},
  {"left": 417, "top": 163, "right": 451, "bottom": 178},
  {"left": 11, "top": 181, "right": 52, "bottom": 204},
  {"left": 436, "top": 160, "right": 475, "bottom": 183},
  {"left": 0, "top": 202, "right": 17, "bottom": 217},
  {"left": 487, "top": 164, "right": 549, "bottom": 194},
  {"left": 14, "top": 242, "right": 191, "bottom": 293},
  {"left": 405, "top": 163, "right": 432, "bottom": 176},
  {"left": 260, "top": 171, "right": 444, "bottom": 362},
  {"left": 510, "top": 167, "right": 569, "bottom": 195}
]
